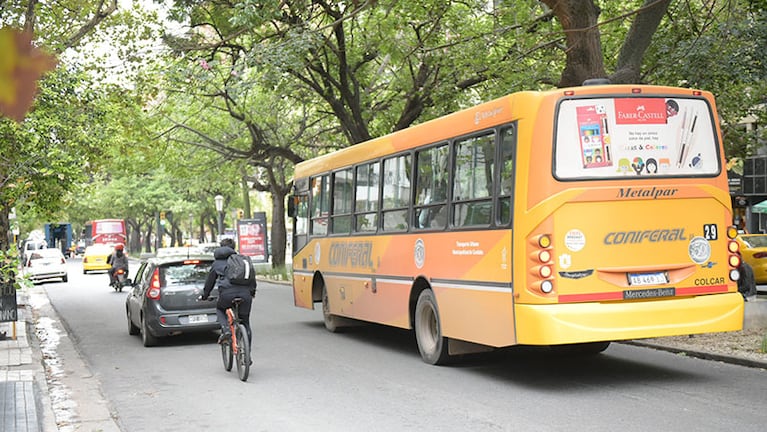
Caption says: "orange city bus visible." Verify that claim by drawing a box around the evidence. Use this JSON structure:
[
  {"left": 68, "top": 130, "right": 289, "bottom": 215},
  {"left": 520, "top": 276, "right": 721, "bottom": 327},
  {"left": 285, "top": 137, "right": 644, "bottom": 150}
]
[{"left": 288, "top": 83, "right": 744, "bottom": 365}]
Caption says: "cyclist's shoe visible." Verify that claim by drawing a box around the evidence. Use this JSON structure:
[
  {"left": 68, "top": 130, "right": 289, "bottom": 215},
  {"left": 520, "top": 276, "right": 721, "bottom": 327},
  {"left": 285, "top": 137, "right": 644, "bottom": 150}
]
[{"left": 217, "top": 332, "right": 231, "bottom": 344}]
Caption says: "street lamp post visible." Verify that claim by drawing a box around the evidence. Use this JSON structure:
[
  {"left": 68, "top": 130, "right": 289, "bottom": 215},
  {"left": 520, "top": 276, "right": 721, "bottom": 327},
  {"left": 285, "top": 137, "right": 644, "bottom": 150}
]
[{"left": 214, "top": 194, "right": 224, "bottom": 240}]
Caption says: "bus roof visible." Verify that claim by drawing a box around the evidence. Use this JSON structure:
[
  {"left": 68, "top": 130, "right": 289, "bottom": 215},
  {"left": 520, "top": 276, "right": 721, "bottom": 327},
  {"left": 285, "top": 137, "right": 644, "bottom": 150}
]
[{"left": 293, "top": 84, "right": 714, "bottom": 178}]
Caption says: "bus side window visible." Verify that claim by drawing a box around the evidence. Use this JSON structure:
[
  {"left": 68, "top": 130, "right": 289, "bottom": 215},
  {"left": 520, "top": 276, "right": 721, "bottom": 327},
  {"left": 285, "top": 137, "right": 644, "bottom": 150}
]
[
  {"left": 310, "top": 175, "right": 330, "bottom": 236},
  {"left": 498, "top": 125, "right": 515, "bottom": 226},
  {"left": 354, "top": 162, "right": 380, "bottom": 233},
  {"left": 294, "top": 195, "right": 309, "bottom": 236},
  {"left": 381, "top": 154, "right": 411, "bottom": 232},
  {"left": 453, "top": 133, "right": 494, "bottom": 227},
  {"left": 415, "top": 144, "right": 448, "bottom": 230},
  {"left": 331, "top": 168, "right": 353, "bottom": 234}
]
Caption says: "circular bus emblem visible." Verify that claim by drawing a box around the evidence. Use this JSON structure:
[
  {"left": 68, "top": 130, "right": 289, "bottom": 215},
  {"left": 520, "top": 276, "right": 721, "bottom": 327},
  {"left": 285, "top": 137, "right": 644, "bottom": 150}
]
[
  {"left": 688, "top": 236, "right": 711, "bottom": 264},
  {"left": 564, "top": 229, "right": 586, "bottom": 252},
  {"left": 414, "top": 239, "right": 425, "bottom": 269}
]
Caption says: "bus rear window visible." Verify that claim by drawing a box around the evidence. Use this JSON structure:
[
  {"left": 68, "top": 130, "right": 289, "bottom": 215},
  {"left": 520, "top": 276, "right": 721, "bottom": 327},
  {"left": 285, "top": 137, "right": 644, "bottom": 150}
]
[{"left": 554, "top": 97, "right": 720, "bottom": 180}]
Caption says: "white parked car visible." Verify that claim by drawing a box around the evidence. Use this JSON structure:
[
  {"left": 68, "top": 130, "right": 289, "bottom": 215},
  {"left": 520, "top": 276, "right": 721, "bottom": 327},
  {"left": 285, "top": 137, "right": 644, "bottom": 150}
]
[{"left": 25, "top": 248, "right": 68, "bottom": 284}]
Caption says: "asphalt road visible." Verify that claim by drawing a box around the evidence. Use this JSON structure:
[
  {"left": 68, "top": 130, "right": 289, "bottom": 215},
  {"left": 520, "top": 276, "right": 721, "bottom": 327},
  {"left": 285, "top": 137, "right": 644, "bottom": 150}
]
[{"left": 36, "top": 260, "right": 767, "bottom": 432}]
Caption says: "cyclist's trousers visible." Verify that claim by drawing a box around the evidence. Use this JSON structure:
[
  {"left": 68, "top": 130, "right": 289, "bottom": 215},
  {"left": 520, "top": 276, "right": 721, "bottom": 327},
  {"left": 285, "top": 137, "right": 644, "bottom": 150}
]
[{"left": 216, "top": 285, "right": 253, "bottom": 344}]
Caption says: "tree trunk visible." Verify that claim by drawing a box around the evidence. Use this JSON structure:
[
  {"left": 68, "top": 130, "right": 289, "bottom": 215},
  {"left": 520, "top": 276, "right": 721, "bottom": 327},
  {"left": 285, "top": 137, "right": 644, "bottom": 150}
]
[
  {"left": 611, "top": 0, "right": 672, "bottom": 84},
  {"left": 541, "top": 0, "right": 606, "bottom": 87},
  {"left": 270, "top": 188, "right": 287, "bottom": 268},
  {"left": 0, "top": 205, "right": 10, "bottom": 251},
  {"left": 143, "top": 223, "right": 153, "bottom": 253}
]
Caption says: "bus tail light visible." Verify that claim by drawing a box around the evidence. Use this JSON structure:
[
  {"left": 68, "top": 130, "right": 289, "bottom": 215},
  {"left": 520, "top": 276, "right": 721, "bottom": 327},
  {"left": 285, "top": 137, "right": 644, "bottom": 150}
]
[
  {"left": 540, "top": 280, "right": 554, "bottom": 293},
  {"left": 539, "top": 265, "right": 552, "bottom": 278},
  {"left": 726, "top": 225, "right": 741, "bottom": 283},
  {"left": 730, "top": 269, "right": 741, "bottom": 281},
  {"left": 530, "top": 233, "right": 555, "bottom": 295}
]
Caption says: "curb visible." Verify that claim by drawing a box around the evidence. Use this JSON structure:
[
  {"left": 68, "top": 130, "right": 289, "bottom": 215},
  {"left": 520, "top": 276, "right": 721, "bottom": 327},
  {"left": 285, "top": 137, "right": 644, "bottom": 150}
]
[{"left": 624, "top": 340, "right": 767, "bottom": 370}]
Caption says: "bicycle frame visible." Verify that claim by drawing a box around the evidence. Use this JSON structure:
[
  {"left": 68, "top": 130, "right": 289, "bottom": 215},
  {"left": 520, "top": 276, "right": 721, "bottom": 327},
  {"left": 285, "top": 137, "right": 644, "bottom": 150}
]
[{"left": 226, "top": 305, "right": 240, "bottom": 354}]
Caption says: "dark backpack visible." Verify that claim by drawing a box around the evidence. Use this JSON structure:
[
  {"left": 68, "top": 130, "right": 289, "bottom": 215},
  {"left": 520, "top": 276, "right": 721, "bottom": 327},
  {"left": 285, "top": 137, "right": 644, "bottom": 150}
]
[{"left": 225, "top": 253, "right": 255, "bottom": 286}]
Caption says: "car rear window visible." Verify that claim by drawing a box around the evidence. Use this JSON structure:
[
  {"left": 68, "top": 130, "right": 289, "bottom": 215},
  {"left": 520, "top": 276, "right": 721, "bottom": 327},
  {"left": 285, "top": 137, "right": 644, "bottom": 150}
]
[
  {"left": 30, "top": 249, "right": 62, "bottom": 260},
  {"left": 160, "top": 260, "right": 212, "bottom": 285}
]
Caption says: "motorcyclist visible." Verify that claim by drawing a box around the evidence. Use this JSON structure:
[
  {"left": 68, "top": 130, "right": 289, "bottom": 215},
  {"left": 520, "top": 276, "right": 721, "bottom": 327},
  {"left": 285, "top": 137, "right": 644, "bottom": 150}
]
[{"left": 107, "top": 244, "right": 129, "bottom": 286}]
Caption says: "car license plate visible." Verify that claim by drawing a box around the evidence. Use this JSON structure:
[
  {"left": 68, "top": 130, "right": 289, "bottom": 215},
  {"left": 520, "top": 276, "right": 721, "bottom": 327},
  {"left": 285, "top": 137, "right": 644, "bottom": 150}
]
[
  {"left": 627, "top": 271, "right": 668, "bottom": 286},
  {"left": 188, "top": 314, "right": 209, "bottom": 324}
]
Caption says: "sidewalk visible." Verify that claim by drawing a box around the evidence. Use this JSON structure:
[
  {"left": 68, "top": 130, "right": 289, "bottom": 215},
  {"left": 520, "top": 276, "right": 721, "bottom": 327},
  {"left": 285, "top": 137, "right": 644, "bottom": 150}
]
[
  {"left": 0, "top": 290, "right": 56, "bottom": 432},
  {"left": 1, "top": 288, "right": 765, "bottom": 432}
]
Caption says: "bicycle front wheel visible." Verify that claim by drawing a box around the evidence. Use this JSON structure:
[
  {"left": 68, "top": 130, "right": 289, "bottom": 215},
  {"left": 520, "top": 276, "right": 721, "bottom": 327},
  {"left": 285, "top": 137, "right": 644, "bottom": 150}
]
[
  {"left": 235, "top": 324, "right": 251, "bottom": 382},
  {"left": 221, "top": 333, "right": 233, "bottom": 372}
]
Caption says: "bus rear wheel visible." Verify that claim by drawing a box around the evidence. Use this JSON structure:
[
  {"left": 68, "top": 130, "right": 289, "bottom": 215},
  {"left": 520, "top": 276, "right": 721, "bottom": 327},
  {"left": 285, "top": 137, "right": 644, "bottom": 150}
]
[{"left": 414, "top": 289, "right": 450, "bottom": 365}]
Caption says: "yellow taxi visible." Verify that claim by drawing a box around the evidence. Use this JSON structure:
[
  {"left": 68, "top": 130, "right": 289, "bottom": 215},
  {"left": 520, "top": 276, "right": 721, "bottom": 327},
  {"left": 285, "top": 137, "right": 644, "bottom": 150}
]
[
  {"left": 82, "top": 244, "right": 113, "bottom": 274},
  {"left": 735, "top": 234, "right": 767, "bottom": 284}
]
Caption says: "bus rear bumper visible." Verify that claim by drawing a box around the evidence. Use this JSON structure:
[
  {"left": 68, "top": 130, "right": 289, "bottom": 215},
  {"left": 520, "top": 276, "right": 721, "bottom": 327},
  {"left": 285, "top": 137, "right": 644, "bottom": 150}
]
[{"left": 514, "top": 292, "right": 744, "bottom": 345}]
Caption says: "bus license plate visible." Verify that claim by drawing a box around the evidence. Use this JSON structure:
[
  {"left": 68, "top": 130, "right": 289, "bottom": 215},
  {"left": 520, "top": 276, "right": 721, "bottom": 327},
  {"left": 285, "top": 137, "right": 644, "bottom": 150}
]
[
  {"left": 627, "top": 272, "right": 667, "bottom": 286},
  {"left": 188, "top": 314, "right": 209, "bottom": 324}
]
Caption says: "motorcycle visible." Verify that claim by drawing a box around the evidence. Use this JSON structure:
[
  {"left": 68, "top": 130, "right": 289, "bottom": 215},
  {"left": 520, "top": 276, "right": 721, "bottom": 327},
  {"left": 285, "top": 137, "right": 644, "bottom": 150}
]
[{"left": 111, "top": 267, "right": 129, "bottom": 292}]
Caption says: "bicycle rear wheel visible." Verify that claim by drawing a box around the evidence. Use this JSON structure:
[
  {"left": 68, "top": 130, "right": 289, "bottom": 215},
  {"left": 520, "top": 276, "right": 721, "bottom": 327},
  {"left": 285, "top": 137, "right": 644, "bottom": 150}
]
[
  {"left": 235, "top": 323, "right": 250, "bottom": 382},
  {"left": 221, "top": 333, "right": 233, "bottom": 372}
]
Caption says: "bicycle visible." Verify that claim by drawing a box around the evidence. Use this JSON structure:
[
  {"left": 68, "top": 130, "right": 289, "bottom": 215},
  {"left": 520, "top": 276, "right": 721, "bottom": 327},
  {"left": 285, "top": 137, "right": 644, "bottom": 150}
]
[{"left": 220, "top": 297, "right": 251, "bottom": 382}]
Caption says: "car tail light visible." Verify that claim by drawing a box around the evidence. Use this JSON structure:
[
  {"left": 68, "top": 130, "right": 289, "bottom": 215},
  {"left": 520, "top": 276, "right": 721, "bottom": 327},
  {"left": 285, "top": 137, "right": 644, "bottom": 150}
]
[
  {"left": 60, "top": 258, "right": 66, "bottom": 264},
  {"left": 753, "top": 252, "right": 767, "bottom": 259},
  {"left": 147, "top": 268, "right": 161, "bottom": 300}
]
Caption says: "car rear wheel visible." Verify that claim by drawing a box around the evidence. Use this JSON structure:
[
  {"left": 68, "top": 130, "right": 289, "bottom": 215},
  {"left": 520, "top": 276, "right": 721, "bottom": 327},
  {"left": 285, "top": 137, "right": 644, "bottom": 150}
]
[
  {"left": 127, "top": 308, "right": 139, "bottom": 336},
  {"left": 141, "top": 314, "right": 158, "bottom": 347}
]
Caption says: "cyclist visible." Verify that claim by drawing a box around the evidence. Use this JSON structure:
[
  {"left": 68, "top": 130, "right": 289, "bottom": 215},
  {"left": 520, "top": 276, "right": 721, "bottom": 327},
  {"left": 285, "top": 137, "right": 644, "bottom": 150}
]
[
  {"left": 201, "top": 238, "right": 255, "bottom": 344},
  {"left": 107, "top": 244, "right": 129, "bottom": 287}
]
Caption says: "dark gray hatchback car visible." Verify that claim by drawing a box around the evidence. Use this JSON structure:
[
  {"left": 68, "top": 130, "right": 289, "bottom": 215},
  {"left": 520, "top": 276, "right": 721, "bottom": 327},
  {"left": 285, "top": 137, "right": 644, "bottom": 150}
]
[{"left": 125, "top": 254, "right": 220, "bottom": 347}]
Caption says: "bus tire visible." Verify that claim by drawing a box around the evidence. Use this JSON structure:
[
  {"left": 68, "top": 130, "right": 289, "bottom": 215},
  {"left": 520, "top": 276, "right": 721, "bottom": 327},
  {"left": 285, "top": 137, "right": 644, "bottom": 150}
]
[
  {"left": 322, "top": 283, "right": 341, "bottom": 333},
  {"left": 414, "top": 289, "right": 450, "bottom": 365}
]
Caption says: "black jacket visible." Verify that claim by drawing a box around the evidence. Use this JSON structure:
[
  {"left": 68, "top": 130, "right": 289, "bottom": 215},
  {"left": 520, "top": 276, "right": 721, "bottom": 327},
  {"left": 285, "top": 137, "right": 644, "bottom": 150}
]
[{"left": 202, "top": 246, "right": 237, "bottom": 298}]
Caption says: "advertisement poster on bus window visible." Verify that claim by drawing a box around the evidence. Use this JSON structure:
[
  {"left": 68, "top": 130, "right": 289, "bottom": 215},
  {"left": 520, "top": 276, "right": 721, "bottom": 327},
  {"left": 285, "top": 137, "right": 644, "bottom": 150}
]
[
  {"left": 555, "top": 97, "right": 719, "bottom": 180},
  {"left": 237, "top": 212, "right": 268, "bottom": 264},
  {"left": 576, "top": 105, "right": 612, "bottom": 168}
]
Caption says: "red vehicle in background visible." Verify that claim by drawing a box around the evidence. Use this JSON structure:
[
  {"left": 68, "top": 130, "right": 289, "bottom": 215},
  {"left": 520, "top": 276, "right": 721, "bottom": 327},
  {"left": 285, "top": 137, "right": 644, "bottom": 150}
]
[{"left": 83, "top": 219, "right": 127, "bottom": 247}]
